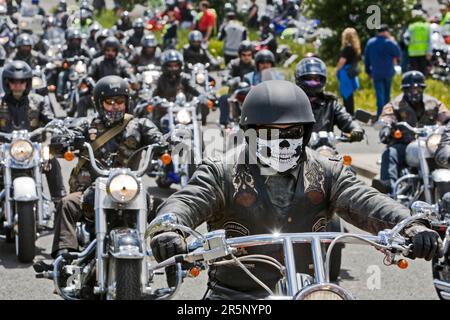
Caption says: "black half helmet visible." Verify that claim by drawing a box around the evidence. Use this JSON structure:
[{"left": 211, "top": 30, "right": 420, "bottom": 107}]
[
  {"left": 88, "top": 22, "right": 102, "bottom": 35},
  {"left": 2, "top": 60, "right": 33, "bottom": 95},
  {"left": 255, "top": 49, "right": 275, "bottom": 66},
  {"left": 96, "top": 29, "right": 114, "bottom": 45},
  {"left": 66, "top": 28, "right": 82, "bottom": 41},
  {"left": 238, "top": 40, "right": 254, "bottom": 54},
  {"left": 188, "top": 30, "right": 203, "bottom": 44},
  {"left": 141, "top": 34, "right": 158, "bottom": 48},
  {"left": 16, "top": 33, "right": 34, "bottom": 47},
  {"left": 161, "top": 49, "right": 183, "bottom": 66},
  {"left": 103, "top": 36, "right": 121, "bottom": 52},
  {"left": 401, "top": 70, "right": 426, "bottom": 89},
  {"left": 133, "top": 18, "right": 145, "bottom": 29},
  {"left": 93, "top": 75, "right": 130, "bottom": 114}
]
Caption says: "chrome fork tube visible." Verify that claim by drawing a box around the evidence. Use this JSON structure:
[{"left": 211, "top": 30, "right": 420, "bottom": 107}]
[
  {"left": 4, "top": 166, "right": 12, "bottom": 226},
  {"left": 35, "top": 164, "right": 44, "bottom": 227}
]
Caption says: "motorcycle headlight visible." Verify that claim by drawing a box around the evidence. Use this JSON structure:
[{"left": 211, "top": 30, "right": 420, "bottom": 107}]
[
  {"left": 295, "top": 284, "right": 352, "bottom": 300},
  {"left": 196, "top": 72, "right": 206, "bottom": 84},
  {"left": 426, "top": 133, "right": 442, "bottom": 154},
  {"left": 32, "top": 76, "right": 43, "bottom": 89},
  {"left": 74, "top": 62, "right": 86, "bottom": 74},
  {"left": 176, "top": 109, "right": 192, "bottom": 125},
  {"left": 143, "top": 72, "right": 153, "bottom": 84},
  {"left": 10, "top": 140, "right": 34, "bottom": 162},
  {"left": 107, "top": 173, "right": 139, "bottom": 203},
  {"left": 301, "top": 290, "right": 344, "bottom": 300},
  {"left": 317, "top": 146, "right": 335, "bottom": 158},
  {"left": 0, "top": 36, "right": 9, "bottom": 45}
]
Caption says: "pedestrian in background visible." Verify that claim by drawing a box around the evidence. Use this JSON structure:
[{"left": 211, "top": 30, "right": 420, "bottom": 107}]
[
  {"left": 336, "top": 27, "right": 361, "bottom": 116},
  {"left": 247, "top": 0, "right": 258, "bottom": 29},
  {"left": 364, "top": 24, "right": 401, "bottom": 118}
]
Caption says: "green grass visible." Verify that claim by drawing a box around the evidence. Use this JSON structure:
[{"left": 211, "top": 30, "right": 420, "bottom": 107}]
[{"left": 96, "top": 9, "right": 119, "bottom": 29}]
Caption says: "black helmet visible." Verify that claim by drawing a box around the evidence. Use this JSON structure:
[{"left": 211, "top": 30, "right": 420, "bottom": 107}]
[
  {"left": 44, "top": 16, "right": 56, "bottom": 28},
  {"left": 260, "top": 14, "right": 271, "bottom": 25},
  {"left": 133, "top": 18, "right": 145, "bottom": 29},
  {"left": 240, "top": 80, "right": 315, "bottom": 160},
  {"left": 188, "top": 30, "right": 203, "bottom": 44},
  {"left": 88, "top": 22, "right": 102, "bottom": 35},
  {"left": 121, "top": 11, "right": 130, "bottom": 20},
  {"left": 93, "top": 75, "right": 130, "bottom": 126},
  {"left": 161, "top": 50, "right": 183, "bottom": 80},
  {"left": 57, "top": 0, "right": 67, "bottom": 12},
  {"left": 16, "top": 33, "right": 34, "bottom": 47},
  {"left": 401, "top": 70, "right": 426, "bottom": 104},
  {"left": 96, "top": 29, "right": 114, "bottom": 45},
  {"left": 2, "top": 60, "right": 33, "bottom": 95},
  {"left": 295, "top": 57, "right": 327, "bottom": 96},
  {"left": 141, "top": 34, "right": 158, "bottom": 48},
  {"left": 255, "top": 49, "right": 275, "bottom": 67},
  {"left": 401, "top": 70, "right": 426, "bottom": 89},
  {"left": 238, "top": 40, "right": 254, "bottom": 55},
  {"left": 66, "top": 28, "right": 82, "bottom": 41},
  {"left": 103, "top": 36, "right": 120, "bottom": 52}
]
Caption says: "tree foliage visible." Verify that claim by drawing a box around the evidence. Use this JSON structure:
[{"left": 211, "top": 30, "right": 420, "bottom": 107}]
[{"left": 303, "top": 0, "right": 416, "bottom": 62}]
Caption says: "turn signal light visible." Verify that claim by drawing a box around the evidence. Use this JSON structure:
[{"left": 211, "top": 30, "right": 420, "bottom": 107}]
[
  {"left": 64, "top": 151, "right": 75, "bottom": 161},
  {"left": 397, "top": 259, "right": 408, "bottom": 269},
  {"left": 48, "top": 85, "right": 56, "bottom": 92},
  {"left": 393, "top": 130, "right": 402, "bottom": 139},
  {"left": 146, "top": 105, "right": 154, "bottom": 113},
  {"left": 207, "top": 100, "right": 214, "bottom": 109},
  {"left": 161, "top": 153, "right": 172, "bottom": 165},
  {"left": 189, "top": 267, "right": 201, "bottom": 277},
  {"left": 343, "top": 155, "right": 352, "bottom": 166},
  {"left": 63, "top": 62, "right": 69, "bottom": 69}
]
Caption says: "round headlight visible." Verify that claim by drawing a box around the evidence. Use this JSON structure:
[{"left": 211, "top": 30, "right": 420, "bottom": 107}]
[
  {"left": 317, "top": 146, "right": 334, "bottom": 158},
  {"left": 426, "top": 133, "right": 442, "bottom": 155},
  {"left": 301, "top": 290, "right": 344, "bottom": 300},
  {"left": 107, "top": 174, "right": 139, "bottom": 203},
  {"left": 196, "top": 72, "right": 206, "bottom": 84},
  {"left": 143, "top": 71, "right": 153, "bottom": 84},
  {"left": 74, "top": 62, "right": 86, "bottom": 74},
  {"left": 295, "top": 284, "right": 352, "bottom": 300},
  {"left": 176, "top": 109, "right": 192, "bottom": 125},
  {"left": 32, "top": 77, "right": 43, "bottom": 89},
  {"left": 10, "top": 140, "right": 34, "bottom": 161}
]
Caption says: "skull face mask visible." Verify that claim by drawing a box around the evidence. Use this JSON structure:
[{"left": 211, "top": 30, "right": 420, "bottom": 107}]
[{"left": 256, "top": 137, "right": 303, "bottom": 173}]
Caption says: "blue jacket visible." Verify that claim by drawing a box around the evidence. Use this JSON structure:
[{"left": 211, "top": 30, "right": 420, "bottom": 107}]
[{"left": 364, "top": 35, "right": 401, "bottom": 80}]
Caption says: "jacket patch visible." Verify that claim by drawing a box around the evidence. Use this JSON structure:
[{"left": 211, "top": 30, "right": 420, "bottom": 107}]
[
  {"left": 223, "top": 221, "right": 250, "bottom": 237},
  {"left": 232, "top": 165, "right": 258, "bottom": 207},
  {"left": 304, "top": 160, "right": 325, "bottom": 204},
  {"left": 312, "top": 217, "right": 327, "bottom": 232}
]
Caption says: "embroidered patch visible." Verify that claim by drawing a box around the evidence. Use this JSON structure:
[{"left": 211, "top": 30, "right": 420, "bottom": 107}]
[
  {"left": 312, "top": 217, "right": 327, "bottom": 232},
  {"left": 232, "top": 164, "right": 258, "bottom": 207},
  {"left": 223, "top": 221, "right": 250, "bottom": 237},
  {"left": 304, "top": 161, "right": 325, "bottom": 204}
]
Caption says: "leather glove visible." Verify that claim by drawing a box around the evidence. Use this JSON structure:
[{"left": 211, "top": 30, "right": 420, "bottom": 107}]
[
  {"left": 350, "top": 129, "right": 364, "bottom": 142},
  {"left": 404, "top": 224, "right": 443, "bottom": 261},
  {"left": 379, "top": 126, "right": 392, "bottom": 144},
  {"left": 150, "top": 231, "right": 187, "bottom": 287},
  {"left": 150, "top": 231, "right": 187, "bottom": 263}
]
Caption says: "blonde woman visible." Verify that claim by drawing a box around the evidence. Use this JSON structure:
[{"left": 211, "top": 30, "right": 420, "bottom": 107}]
[{"left": 336, "top": 27, "right": 362, "bottom": 115}]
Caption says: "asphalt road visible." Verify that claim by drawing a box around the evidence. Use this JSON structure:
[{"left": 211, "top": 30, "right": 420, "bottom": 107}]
[{"left": 0, "top": 0, "right": 442, "bottom": 300}]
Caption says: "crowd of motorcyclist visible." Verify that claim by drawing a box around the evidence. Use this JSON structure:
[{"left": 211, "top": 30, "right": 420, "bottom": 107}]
[{"left": 0, "top": 0, "right": 448, "bottom": 300}]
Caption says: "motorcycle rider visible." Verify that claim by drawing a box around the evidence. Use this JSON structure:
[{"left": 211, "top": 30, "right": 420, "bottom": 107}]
[
  {"left": 182, "top": 30, "right": 218, "bottom": 69},
  {"left": 9, "top": 33, "right": 48, "bottom": 69},
  {"left": 0, "top": 61, "right": 65, "bottom": 202},
  {"left": 92, "top": 28, "right": 115, "bottom": 58},
  {"left": 51, "top": 75, "right": 166, "bottom": 259},
  {"left": 218, "top": 40, "right": 255, "bottom": 127},
  {"left": 86, "top": 22, "right": 102, "bottom": 51},
  {"left": 126, "top": 18, "right": 146, "bottom": 49},
  {"left": 129, "top": 34, "right": 162, "bottom": 69},
  {"left": 258, "top": 14, "right": 278, "bottom": 58},
  {"left": 374, "top": 70, "right": 449, "bottom": 193},
  {"left": 56, "top": 29, "right": 92, "bottom": 100},
  {"left": 148, "top": 80, "right": 442, "bottom": 299},
  {"left": 295, "top": 57, "right": 364, "bottom": 141},
  {"left": 88, "top": 36, "right": 136, "bottom": 84},
  {"left": 243, "top": 49, "right": 276, "bottom": 85},
  {"left": 114, "top": 10, "right": 133, "bottom": 32}
]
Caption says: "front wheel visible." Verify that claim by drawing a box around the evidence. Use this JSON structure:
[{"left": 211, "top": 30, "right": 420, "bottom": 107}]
[
  {"left": 115, "top": 259, "right": 142, "bottom": 300},
  {"left": 15, "top": 201, "right": 36, "bottom": 263}
]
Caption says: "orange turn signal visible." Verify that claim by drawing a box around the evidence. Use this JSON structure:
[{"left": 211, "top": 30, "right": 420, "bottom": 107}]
[
  {"left": 397, "top": 259, "right": 408, "bottom": 269},
  {"left": 146, "top": 105, "right": 154, "bottom": 113},
  {"left": 63, "top": 62, "right": 69, "bottom": 69},
  {"left": 189, "top": 267, "right": 201, "bottom": 277},
  {"left": 207, "top": 100, "right": 214, "bottom": 109},
  {"left": 161, "top": 153, "right": 172, "bottom": 166},
  {"left": 343, "top": 155, "right": 352, "bottom": 166},
  {"left": 64, "top": 150, "right": 75, "bottom": 161},
  {"left": 393, "top": 130, "right": 402, "bottom": 140},
  {"left": 48, "top": 85, "right": 56, "bottom": 92}
]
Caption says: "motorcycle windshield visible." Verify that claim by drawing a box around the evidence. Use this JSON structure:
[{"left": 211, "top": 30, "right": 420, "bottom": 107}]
[
  {"left": 261, "top": 67, "right": 293, "bottom": 82},
  {"left": 45, "top": 28, "right": 65, "bottom": 45}
]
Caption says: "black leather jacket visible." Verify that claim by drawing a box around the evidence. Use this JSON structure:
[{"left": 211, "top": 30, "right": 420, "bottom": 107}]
[
  {"left": 310, "top": 92, "right": 361, "bottom": 134},
  {"left": 9, "top": 50, "right": 48, "bottom": 69},
  {"left": 227, "top": 58, "right": 256, "bottom": 80},
  {"left": 62, "top": 45, "right": 91, "bottom": 60},
  {"left": 129, "top": 47, "right": 162, "bottom": 68},
  {"left": 182, "top": 44, "right": 216, "bottom": 68},
  {"left": 88, "top": 55, "right": 135, "bottom": 82},
  {"left": 155, "top": 146, "right": 411, "bottom": 296},
  {"left": 152, "top": 73, "right": 200, "bottom": 102}
]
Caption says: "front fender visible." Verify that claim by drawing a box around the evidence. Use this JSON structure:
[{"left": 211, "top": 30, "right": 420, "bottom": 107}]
[
  {"left": 109, "top": 228, "right": 144, "bottom": 259},
  {"left": 13, "top": 177, "right": 38, "bottom": 201}
]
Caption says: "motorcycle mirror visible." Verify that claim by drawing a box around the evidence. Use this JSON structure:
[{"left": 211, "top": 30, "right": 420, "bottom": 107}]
[{"left": 354, "top": 109, "right": 373, "bottom": 124}]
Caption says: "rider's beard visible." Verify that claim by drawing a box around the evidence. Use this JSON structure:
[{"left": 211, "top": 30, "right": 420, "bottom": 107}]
[{"left": 12, "top": 89, "right": 25, "bottom": 100}]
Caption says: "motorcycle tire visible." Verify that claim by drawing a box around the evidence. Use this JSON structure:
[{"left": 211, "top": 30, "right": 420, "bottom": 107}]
[
  {"left": 432, "top": 256, "right": 450, "bottom": 300},
  {"left": 16, "top": 201, "right": 36, "bottom": 263},
  {"left": 115, "top": 258, "right": 142, "bottom": 300}
]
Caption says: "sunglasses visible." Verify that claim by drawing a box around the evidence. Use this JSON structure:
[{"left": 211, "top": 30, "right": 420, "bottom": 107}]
[
  {"left": 103, "top": 97, "right": 126, "bottom": 105},
  {"left": 255, "top": 125, "right": 305, "bottom": 140}
]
